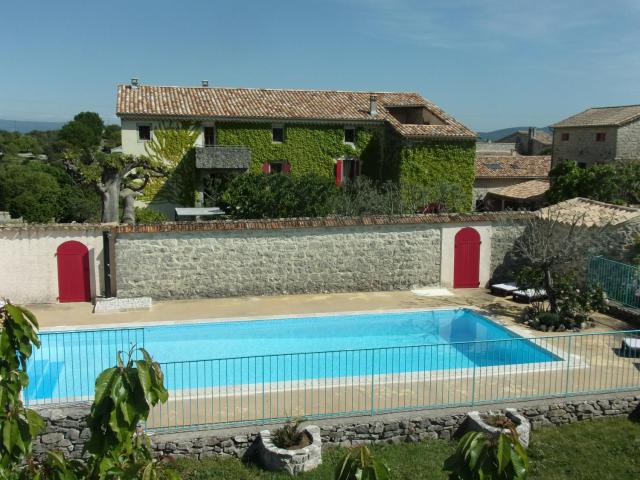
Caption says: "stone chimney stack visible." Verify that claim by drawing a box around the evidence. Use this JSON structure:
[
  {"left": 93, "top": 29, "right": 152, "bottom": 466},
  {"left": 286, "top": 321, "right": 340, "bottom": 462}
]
[
  {"left": 131, "top": 78, "right": 139, "bottom": 89},
  {"left": 369, "top": 95, "right": 378, "bottom": 116},
  {"left": 202, "top": 80, "right": 209, "bottom": 87},
  {"left": 527, "top": 127, "right": 536, "bottom": 154}
]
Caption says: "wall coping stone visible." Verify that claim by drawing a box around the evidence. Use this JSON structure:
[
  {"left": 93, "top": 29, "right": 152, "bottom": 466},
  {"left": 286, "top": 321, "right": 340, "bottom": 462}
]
[{"left": 115, "top": 212, "right": 531, "bottom": 234}]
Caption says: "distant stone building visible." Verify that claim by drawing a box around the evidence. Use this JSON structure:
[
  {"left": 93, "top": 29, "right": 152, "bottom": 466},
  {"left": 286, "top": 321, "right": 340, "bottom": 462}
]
[
  {"left": 474, "top": 154, "right": 550, "bottom": 211},
  {"left": 552, "top": 104, "right": 640, "bottom": 167},
  {"left": 494, "top": 127, "right": 552, "bottom": 155}
]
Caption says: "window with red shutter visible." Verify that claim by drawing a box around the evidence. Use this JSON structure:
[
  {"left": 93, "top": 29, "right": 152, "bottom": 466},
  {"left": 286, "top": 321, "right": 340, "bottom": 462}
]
[{"left": 261, "top": 162, "right": 270, "bottom": 174}]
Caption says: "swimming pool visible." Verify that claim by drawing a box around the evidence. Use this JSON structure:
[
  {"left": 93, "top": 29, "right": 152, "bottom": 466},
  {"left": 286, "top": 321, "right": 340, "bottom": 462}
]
[{"left": 26, "top": 308, "right": 559, "bottom": 403}]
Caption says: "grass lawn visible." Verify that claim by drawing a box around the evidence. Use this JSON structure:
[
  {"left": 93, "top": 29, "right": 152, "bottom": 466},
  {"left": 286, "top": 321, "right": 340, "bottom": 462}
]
[{"left": 174, "top": 416, "right": 640, "bottom": 479}]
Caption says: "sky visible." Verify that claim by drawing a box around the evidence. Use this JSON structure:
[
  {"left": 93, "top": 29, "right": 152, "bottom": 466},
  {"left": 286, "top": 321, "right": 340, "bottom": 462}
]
[{"left": 1, "top": 0, "right": 639, "bottom": 131}]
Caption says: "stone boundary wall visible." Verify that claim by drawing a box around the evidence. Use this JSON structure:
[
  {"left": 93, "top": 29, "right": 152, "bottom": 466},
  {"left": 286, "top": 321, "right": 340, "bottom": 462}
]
[
  {"left": 33, "top": 393, "right": 640, "bottom": 461},
  {"left": 114, "top": 214, "right": 530, "bottom": 299}
]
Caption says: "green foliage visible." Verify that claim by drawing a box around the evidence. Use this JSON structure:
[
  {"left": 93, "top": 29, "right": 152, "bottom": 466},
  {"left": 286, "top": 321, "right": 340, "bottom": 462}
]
[
  {"left": 443, "top": 431, "right": 529, "bottom": 480},
  {"left": 102, "top": 125, "right": 122, "bottom": 151},
  {"left": 143, "top": 121, "right": 201, "bottom": 206},
  {"left": 135, "top": 207, "right": 169, "bottom": 224},
  {"left": 59, "top": 112, "right": 105, "bottom": 150},
  {"left": 395, "top": 140, "right": 475, "bottom": 212},
  {"left": 222, "top": 173, "right": 337, "bottom": 218},
  {"left": 336, "top": 446, "right": 391, "bottom": 480},
  {"left": 518, "top": 268, "right": 606, "bottom": 331},
  {"left": 271, "top": 419, "right": 305, "bottom": 450},
  {"left": 215, "top": 123, "right": 383, "bottom": 179},
  {"left": 0, "top": 301, "right": 44, "bottom": 472},
  {"left": 547, "top": 159, "right": 640, "bottom": 206}
]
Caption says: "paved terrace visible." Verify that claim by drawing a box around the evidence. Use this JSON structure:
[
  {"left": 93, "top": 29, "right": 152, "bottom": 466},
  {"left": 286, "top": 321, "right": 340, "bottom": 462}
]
[{"left": 26, "top": 290, "right": 640, "bottom": 431}]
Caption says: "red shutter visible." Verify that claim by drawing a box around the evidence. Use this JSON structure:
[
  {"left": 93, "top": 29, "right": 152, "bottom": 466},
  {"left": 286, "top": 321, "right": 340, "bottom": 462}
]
[
  {"left": 262, "top": 162, "right": 270, "bottom": 174},
  {"left": 283, "top": 162, "right": 291, "bottom": 174},
  {"left": 335, "top": 159, "right": 343, "bottom": 186}
]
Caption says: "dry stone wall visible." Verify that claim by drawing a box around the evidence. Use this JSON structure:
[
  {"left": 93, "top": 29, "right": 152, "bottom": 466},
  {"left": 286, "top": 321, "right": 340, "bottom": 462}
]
[
  {"left": 115, "top": 224, "right": 443, "bottom": 299},
  {"left": 33, "top": 394, "right": 640, "bottom": 462}
]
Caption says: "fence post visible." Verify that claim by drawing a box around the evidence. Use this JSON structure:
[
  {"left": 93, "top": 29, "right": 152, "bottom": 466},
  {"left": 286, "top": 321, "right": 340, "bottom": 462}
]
[
  {"left": 471, "top": 357, "right": 477, "bottom": 406},
  {"left": 564, "top": 335, "right": 572, "bottom": 397},
  {"left": 370, "top": 350, "right": 376, "bottom": 416}
]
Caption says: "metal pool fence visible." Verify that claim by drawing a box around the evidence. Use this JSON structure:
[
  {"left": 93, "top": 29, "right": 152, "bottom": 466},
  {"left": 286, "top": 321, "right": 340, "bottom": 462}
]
[
  {"left": 588, "top": 256, "right": 640, "bottom": 309},
  {"left": 24, "top": 327, "right": 145, "bottom": 405},
  {"left": 146, "top": 329, "right": 640, "bottom": 432}
]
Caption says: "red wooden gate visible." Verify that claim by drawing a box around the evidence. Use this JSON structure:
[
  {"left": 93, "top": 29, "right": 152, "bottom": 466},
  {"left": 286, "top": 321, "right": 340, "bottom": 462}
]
[
  {"left": 56, "top": 241, "right": 91, "bottom": 302},
  {"left": 453, "top": 227, "right": 481, "bottom": 288}
]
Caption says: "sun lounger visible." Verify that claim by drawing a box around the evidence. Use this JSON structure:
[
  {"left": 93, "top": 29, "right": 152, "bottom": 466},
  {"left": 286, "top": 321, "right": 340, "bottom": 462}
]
[
  {"left": 512, "top": 288, "right": 547, "bottom": 303},
  {"left": 621, "top": 337, "right": 640, "bottom": 355},
  {"left": 490, "top": 282, "right": 518, "bottom": 296}
]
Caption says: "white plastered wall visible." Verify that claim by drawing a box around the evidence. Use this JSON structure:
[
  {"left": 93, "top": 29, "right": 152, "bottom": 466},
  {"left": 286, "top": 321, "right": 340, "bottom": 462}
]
[
  {"left": 440, "top": 223, "right": 492, "bottom": 288},
  {"left": 0, "top": 227, "right": 104, "bottom": 304}
]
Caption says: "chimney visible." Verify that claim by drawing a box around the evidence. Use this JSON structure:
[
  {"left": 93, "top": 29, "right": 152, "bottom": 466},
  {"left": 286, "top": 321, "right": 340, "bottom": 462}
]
[
  {"left": 528, "top": 127, "right": 536, "bottom": 154},
  {"left": 369, "top": 95, "right": 378, "bottom": 116},
  {"left": 202, "top": 80, "right": 209, "bottom": 87},
  {"left": 131, "top": 77, "right": 139, "bottom": 88}
]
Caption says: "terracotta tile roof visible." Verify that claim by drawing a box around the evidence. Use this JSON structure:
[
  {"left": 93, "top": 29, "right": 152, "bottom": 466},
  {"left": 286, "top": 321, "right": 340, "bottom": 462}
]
[
  {"left": 475, "top": 154, "right": 551, "bottom": 179},
  {"left": 491, "top": 180, "right": 549, "bottom": 200},
  {"left": 114, "top": 212, "right": 531, "bottom": 234},
  {"left": 495, "top": 129, "right": 552, "bottom": 145},
  {"left": 553, "top": 105, "right": 640, "bottom": 128},
  {"left": 116, "top": 84, "right": 475, "bottom": 139},
  {"left": 539, "top": 198, "right": 640, "bottom": 227}
]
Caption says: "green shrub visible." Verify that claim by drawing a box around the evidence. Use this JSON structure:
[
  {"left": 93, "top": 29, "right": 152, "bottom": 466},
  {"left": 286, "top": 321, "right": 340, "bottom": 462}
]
[
  {"left": 336, "top": 445, "right": 391, "bottom": 480},
  {"left": 135, "top": 207, "right": 169, "bottom": 224},
  {"left": 443, "top": 430, "right": 529, "bottom": 480},
  {"left": 271, "top": 419, "right": 306, "bottom": 449}
]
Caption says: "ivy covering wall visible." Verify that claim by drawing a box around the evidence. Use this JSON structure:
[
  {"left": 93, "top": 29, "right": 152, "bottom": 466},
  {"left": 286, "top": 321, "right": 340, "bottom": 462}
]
[
  {"left": 140, "top": 121, "right": 200, "bottom": 206},
  {"left": 215, "top": 122, "right": 384, "bottom": 178}
]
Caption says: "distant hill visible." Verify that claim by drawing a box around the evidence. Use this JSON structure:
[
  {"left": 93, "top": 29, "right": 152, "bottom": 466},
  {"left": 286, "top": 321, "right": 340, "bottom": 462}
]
[
  {"left": 478, "top": 126, "right": 552, "bottom": 142},
  {"left": 0, "top": 119, "right": 66, "bottom": 133}
]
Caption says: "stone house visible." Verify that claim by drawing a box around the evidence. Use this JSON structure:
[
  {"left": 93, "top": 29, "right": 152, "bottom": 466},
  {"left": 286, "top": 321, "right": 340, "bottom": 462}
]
[
  {"left": 474, "top": 153, "right": 550, "bottom": 210},
  {"left": 551, "top": 104, "right": 640, "bottom": 168},
  {"left": 116, "top": 80, "right": 476, "bottom": 214},
  {"left": 494, "top": 127, "right": 552, "bottom": 155}
]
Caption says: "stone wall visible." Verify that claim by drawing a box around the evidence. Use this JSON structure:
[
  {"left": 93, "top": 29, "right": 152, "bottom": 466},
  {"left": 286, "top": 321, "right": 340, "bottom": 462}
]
[
  {"left": 616, "top": 120, "right": 640, "bottom": 160},
  {"left": 33, "top": 394, "right": 640, "bottom": 461},
  {"left": 114, "top": 214, "right": 530, "bottom": 299},
  {"left": 552, "top": 126, "right": 618, "bottom": 167},
  {"left": 115, "top": 224, "right": 443, "bottom": 299},
  {"left": 489, "top": 222, "right": 526, "bottom": 282}
]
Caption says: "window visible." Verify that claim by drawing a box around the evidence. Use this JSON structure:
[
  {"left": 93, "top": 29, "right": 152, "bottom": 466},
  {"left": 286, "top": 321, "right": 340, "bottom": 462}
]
[
  {"left": 272, "top": 125, "right": 284, "bottom": 143},
  {"left": 561, "top": 133, "right": 570, "bottom": 141},
  {"left": 204, "top": 126, "right": 215, "bottom": 146},
  {"left": 137, "top": 125, "right": 151, "bottom": 141},
  {"left": 578, "top": 162, "right": 587, "bottom": 169},
  {"left": 262, "top": 161, "right": 290, "bottom": 174},
  {"left": 344, "top": 127, "right": 355, "bottom": 144},
  {"left": 336, "top": 157, "right": 361, "bottom": 185},
  {"left": 596, "top": 132, "right": 606, "bottom": 142}
]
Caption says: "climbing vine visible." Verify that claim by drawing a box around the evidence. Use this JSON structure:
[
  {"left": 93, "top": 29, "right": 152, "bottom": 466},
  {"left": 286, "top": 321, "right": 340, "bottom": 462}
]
[
  {"left": 142, "top": 121, "right": 201, "bottom": 206},
  {"left": 393, "top": 138, "right": 475, "bottom": 212},
  {"left": 215, "top": 122, "right": 384, "bottom": 179}
]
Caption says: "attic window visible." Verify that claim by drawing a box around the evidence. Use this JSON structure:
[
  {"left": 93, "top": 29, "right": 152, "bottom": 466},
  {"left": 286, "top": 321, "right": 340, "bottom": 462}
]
[
  {"left": 272, "top": 125, "right": 284, "bottom": 143},
  {"left": 137, "top": 125, "right": 151, "bottom": 141},
  {"left": 344, "top": 127, "right": 355, "bottom": 144}
]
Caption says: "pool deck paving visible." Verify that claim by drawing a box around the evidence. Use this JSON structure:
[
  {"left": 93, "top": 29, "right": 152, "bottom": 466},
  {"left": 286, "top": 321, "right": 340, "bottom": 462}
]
[{"left": 27, "top": 288, "right": 633, "bottom": 332}]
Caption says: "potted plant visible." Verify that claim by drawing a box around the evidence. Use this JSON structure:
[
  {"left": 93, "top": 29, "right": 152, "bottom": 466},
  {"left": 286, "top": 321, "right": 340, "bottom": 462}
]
[
  {"left": 257, "top": 419, "right": 322, "bottom": 475},
  {"left": 465, "top": 409, "right": 531, "bottom": 448}
]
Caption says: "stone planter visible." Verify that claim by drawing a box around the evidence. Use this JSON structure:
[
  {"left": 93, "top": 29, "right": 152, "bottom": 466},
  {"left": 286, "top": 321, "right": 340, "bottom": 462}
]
[
  {"left": 257, "top": 425, "right": 322, "bottom": 475},
  {"left": 466, "top": 409, "right": 531, "bottom": 448}
]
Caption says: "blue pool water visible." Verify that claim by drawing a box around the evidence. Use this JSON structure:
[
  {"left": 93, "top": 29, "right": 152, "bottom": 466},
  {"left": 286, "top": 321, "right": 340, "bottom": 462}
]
[{"left": 26, "top": 309, "right": 559, "bottom": 402}]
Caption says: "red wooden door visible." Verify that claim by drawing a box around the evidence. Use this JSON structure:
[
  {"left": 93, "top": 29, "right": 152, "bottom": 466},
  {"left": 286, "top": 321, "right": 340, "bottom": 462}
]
[
  {"left": 56, "top": 241, "right": 91, "bottom": 302},
  {"left": 453, "top": 228, "right": 481, "bottom": 288}
]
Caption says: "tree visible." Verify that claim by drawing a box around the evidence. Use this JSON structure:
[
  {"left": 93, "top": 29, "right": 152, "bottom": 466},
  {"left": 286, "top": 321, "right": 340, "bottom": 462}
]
[
  {"left": 58, "top": 112, "right": 105, "bottom": 150},
  {"left": 102, "top": 125, "right": 121, "bottom": 151},
  {"left": 512, "top": 210, "right": 594, "bottom": 314},
  {"left": 65, "top": 151, "right": 166, "bottom": 223}
]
